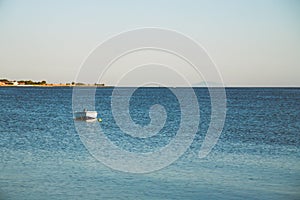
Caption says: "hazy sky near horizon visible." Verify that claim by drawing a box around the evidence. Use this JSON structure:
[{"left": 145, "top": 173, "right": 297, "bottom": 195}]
[{"left": 0, "top": 0, "right": 299, "bottom": 86}]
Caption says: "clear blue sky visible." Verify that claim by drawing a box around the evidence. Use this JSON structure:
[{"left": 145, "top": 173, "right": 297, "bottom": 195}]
[{"left": 0, "top": 0, "right": 299, "bottom": 86}]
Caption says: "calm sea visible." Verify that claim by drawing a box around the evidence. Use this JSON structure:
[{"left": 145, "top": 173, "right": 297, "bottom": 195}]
[{"left": 0, "top": 87, "right": 299, "bottom": 200}]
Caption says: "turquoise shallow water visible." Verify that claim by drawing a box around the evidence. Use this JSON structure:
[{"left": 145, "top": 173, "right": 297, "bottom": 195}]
[{"left": 0, "top": 87, "right": 299, "bottom": 199}]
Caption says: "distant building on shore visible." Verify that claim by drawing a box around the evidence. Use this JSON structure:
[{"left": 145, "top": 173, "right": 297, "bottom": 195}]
[
  {"left": 0, "top": 79, "right": 10, "bottom": 85},
  {"left": 18, "top": 81, "right": 25, "bottom": 85}
]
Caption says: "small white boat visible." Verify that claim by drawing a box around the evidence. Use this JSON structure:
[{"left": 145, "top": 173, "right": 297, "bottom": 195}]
[{"left": 74, "top": 109, "right": 97, "bottom": 120}]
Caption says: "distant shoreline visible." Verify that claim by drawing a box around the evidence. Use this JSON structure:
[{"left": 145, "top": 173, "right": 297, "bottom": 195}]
[
  {"left": 0, "top": 79, "right": 299, "bottom": 88},
  {"left": 0, "top": 85, "right": 299, "bottom": 89},
  {"left": 0, "top": 84, "right": 112, "bottom": 88},
  {"left": 0, "top": 79, "right": 108, "bottom": 87}
]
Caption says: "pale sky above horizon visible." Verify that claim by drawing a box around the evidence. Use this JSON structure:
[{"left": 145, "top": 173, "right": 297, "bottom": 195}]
[{"left": 0, "top": 0, "right": 299, "bottom": 86}]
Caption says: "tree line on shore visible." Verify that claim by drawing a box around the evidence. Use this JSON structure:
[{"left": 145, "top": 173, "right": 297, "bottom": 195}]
[
  {"left": 0, "top": 79, "right": 105, "bottom": 86},
  {"left": 0, "top": 79, "right": 47, "bottom": 85}
]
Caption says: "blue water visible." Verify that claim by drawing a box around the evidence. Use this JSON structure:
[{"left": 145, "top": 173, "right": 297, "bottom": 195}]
[{"left": 0, "top": 87, "right": 299, "bottom": 199}]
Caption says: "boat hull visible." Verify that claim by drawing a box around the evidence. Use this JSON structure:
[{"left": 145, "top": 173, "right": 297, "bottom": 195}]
[{"left": 74, "top": 111, "right": 97, "bottom": 120}]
